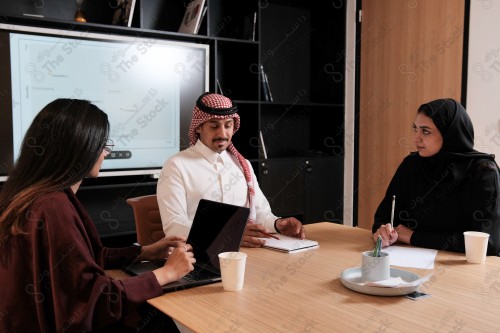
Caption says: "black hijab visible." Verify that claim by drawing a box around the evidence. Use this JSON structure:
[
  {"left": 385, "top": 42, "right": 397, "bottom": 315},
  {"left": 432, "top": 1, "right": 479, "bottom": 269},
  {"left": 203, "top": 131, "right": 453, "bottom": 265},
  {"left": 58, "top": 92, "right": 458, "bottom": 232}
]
[{"left": 415, "top": 98, "right": 495, "bottom": 184}]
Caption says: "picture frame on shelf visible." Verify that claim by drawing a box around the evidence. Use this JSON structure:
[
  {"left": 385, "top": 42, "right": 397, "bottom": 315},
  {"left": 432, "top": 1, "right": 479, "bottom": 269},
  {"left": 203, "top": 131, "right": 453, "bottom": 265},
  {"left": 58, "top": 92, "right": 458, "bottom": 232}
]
[
  {"left": 111, "top": 0, "right": 137, "bottom": 27},
  {"left": 178, "top": 0, "right": 206, "bottom": 35}
]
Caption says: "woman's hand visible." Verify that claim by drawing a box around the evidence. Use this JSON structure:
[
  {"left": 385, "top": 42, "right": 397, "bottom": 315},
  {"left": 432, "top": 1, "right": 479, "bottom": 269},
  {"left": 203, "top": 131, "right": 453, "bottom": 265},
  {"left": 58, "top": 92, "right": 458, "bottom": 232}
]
[
  {"left": 138, "top": 236, "right": 187, "bottom": 261},
  {"left": 373, "top": 223, "right": 398, "bottom": 247},
  {"left": 153, "top": 243, "right": 196, "bottom": 285}
]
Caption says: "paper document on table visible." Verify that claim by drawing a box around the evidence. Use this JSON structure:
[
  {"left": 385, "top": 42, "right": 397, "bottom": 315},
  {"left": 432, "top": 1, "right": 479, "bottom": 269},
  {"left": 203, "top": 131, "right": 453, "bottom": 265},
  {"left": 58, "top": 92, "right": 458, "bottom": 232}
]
[
  {"left": 384, "top": 246, "right": 437, "bottom": 269},
  {"left": 258, "top": 235, "right": 319, "bottom": 253}
]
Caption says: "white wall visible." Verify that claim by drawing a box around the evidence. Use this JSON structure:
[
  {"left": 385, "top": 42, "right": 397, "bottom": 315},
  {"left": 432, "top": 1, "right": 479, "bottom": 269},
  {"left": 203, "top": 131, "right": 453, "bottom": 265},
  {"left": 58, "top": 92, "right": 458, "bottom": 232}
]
[{"left": 467, "top": 1, "right": 500, "bottom": 158}]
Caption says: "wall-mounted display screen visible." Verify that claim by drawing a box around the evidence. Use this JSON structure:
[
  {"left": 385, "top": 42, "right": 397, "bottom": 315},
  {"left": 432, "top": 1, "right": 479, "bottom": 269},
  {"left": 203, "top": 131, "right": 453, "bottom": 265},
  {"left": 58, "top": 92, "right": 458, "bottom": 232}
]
[{"left": 0, "top": 23, "right": 209, "bottom": 181}]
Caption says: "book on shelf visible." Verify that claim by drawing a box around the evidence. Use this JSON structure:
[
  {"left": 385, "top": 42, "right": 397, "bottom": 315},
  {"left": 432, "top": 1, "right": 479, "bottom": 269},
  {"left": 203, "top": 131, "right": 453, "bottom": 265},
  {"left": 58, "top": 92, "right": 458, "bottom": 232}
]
[
  {"left": 195, "top": 5, "right": 207, "bottom": 34},
  {"left": 111, "top": 0, "right": 137, "bottom": 27},
  {"left": 258, "top": 234, "right": 319, "bottom": 253},
  {"left": 259, "top": 130, "right": 268, "bottom": 159},
  {"left": 243, "top": 11, "right": 257, "bottom": 41},
  {"left": 259, "top": 65, "right": 273, "bottom": 102},
  {"left": 216, "top": 79, "right": 224, "bottom": 96},
  {"left": 263, "top": 71, "right": 273, "bottom": 102},
  {"left": 178, "top": 0, "right": 206, "bottom": 35},
  {"left": 252, "top": 12, "right": 257, "bottom": 41}
]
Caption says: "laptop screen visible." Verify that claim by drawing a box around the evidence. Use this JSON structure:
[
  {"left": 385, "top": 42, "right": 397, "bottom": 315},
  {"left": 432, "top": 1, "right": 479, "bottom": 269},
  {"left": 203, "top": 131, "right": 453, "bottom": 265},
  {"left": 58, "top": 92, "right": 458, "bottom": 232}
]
[{"left": 188, "top": 199, "right": 250, "bottom": 273}]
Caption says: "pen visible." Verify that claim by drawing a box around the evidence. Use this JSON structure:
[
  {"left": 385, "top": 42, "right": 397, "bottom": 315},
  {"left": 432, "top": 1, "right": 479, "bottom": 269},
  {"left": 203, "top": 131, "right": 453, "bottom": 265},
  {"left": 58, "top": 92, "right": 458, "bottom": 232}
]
[
  {"left": 259, "top": 230, "right": 280, "bottom": 240},
  {"left": 390, "top": 195, "right": 396, "bottom": 228}
]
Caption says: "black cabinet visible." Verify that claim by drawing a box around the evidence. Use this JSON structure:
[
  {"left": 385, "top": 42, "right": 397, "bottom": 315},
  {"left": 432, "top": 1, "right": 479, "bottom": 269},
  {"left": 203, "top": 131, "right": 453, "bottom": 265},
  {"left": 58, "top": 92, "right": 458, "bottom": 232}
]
[
  {"left": 257, "top": 156, "right": 343, "bottom": 225},
  {"left": 257, "top": 158, "right": 305, "bottom": 219},
  {"left": 76, "top": 178, "right": 156, "bottom": 238},
  {"left": 303, "top": 157, "right": 343, "bottom": 224},
  {"left": 255, "top": 1, "right": 346, "bottom": 224}
]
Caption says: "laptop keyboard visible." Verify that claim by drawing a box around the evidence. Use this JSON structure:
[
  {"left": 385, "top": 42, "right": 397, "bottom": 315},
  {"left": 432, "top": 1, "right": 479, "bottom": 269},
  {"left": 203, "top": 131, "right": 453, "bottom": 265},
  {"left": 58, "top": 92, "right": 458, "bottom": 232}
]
[{"left": 183, "top": 266, "right": 218, "bottom": 281}]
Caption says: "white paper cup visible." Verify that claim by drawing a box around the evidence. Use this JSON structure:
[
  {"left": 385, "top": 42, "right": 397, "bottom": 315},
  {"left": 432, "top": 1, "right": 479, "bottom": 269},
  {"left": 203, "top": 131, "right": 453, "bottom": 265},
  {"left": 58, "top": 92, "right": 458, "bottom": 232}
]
[
  {"left": 218, "top": 251, "right": 247, "bottom": 291},
  {"left": 361, "top": 250, "right": 390, "bottom": 282},
  {"left": 464, "top": 231, "right": 490, "bottom": 264}
]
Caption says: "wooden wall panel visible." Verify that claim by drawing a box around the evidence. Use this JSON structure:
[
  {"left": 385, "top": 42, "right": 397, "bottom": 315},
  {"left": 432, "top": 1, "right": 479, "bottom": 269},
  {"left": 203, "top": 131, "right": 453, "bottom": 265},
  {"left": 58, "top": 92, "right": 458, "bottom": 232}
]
[{"left": 357, "top": 0, "right": 465, "bottom": 229}]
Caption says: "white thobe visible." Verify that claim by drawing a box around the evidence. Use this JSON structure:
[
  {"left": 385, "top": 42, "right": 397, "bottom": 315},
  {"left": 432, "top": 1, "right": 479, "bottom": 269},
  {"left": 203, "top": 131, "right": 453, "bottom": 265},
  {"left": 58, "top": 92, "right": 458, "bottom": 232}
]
[{"left": 157, "top": 140, "right": 278, "bottom": 237}]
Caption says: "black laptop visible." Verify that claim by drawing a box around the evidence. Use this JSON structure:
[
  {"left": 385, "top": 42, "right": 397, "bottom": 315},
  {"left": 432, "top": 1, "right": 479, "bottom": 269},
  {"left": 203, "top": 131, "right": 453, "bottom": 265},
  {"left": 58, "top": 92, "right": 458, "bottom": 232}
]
[{"left": 124, "top": 199, "right": 250, "bottom": 292}]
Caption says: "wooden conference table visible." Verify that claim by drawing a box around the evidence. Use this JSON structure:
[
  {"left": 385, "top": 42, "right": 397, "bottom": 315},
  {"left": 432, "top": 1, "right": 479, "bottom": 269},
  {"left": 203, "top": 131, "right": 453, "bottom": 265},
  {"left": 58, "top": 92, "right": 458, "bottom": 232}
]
[{"left": 109, "top": 222, "right": 500, "bottom": 332}]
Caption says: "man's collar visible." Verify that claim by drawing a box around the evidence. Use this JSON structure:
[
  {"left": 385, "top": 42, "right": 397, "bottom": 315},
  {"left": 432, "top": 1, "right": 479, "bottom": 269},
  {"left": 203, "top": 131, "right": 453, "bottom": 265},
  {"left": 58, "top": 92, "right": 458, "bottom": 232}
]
[{"left": 194, "top": 140, "right": 229, "bottom": 165}]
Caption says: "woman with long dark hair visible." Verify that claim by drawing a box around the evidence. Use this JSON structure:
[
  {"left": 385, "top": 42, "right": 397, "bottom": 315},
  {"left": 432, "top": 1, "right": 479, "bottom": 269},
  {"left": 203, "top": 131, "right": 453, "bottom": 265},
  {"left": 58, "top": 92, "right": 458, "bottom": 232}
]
[{"left": 0, "top": 99, "right": 195, "bottom": 332}]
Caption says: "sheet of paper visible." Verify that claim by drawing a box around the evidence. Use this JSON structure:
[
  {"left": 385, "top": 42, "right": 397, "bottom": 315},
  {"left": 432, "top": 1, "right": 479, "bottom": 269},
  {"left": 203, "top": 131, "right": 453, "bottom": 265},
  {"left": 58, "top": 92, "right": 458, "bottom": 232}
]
[{"left": 383, "top": 246, "right": 437, "bottom": 269}]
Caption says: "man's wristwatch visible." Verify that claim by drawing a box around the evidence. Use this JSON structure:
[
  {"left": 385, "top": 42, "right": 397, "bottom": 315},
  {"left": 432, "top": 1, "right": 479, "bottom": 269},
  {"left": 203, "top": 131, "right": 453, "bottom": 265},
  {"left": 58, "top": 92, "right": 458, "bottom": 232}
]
[{"left": 274, "top": 219, "right": 282, "bottom": 234}]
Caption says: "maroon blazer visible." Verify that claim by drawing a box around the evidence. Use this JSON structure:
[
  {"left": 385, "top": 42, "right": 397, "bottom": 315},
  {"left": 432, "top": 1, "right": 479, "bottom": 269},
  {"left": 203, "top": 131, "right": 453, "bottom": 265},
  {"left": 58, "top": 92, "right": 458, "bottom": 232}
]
[{"left": 0, "top": 189, "right": 163, "bottom": 332}]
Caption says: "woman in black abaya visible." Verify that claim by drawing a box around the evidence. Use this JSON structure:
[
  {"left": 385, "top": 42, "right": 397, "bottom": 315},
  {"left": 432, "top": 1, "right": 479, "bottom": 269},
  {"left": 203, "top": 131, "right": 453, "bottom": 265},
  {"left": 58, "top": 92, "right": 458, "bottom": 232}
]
[{"left": 372, "top": 98, "right": 500, "bottom": 256}]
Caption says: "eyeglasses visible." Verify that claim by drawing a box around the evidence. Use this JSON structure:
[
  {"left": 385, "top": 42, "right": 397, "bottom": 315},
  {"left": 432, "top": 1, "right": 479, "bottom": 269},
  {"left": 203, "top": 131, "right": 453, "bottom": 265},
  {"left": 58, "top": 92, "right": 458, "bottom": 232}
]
[{"left": 103, "top": 139, "right": 114, "bottom": 155}]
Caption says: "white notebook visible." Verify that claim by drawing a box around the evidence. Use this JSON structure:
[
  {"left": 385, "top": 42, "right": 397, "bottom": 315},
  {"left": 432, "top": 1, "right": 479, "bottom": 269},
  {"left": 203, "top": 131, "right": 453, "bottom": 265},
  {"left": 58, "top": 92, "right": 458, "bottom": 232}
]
[{"left": 259, "top": 234, "right": 319, "bottom": 253}]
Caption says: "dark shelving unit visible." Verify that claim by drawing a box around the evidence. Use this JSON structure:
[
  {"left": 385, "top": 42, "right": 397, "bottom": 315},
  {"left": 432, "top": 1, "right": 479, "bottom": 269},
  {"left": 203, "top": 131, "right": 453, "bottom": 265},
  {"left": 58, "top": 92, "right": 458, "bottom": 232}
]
[{"left": 0, "top": 0, "right": 346, "bottom": 237}]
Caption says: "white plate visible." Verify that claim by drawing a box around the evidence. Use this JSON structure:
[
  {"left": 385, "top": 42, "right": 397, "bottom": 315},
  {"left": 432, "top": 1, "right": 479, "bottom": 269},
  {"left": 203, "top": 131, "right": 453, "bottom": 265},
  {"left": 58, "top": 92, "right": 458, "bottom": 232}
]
[{"left": 340, "top": 267, "right": 421, "bottom": 296}]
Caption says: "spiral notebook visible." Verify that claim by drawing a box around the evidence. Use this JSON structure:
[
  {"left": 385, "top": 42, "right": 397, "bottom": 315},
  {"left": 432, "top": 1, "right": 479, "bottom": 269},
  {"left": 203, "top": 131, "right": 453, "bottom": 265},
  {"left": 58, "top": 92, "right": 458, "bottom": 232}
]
[{"left": 258, "top": 234, "right": 319, "bottom": 253}]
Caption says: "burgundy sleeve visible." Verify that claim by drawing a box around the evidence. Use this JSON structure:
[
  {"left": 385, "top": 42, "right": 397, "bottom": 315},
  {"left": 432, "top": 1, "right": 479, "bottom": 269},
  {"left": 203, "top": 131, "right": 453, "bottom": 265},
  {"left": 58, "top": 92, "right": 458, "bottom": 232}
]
[{"left": 34, "top": 194, "right": 164, "bottom": 332}]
